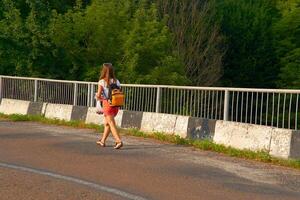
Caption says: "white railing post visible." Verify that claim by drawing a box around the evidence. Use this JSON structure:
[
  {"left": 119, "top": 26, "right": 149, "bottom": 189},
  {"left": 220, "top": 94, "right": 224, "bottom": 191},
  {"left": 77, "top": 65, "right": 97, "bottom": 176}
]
[
  {"left": 34, "top": 79, "right": 38, "bottom": 102},
  {"left": 90, "top": 84, "right": 94, "bottom": 107},
  {"left": 87, "top": 83, "right": 90, "bottom": 107},
  {"left": 223, "top": 90, "right": 229, "bottom": 121},
  {"left": 156, "top": 87, "right": 161, "bottom": 113},
  {"left": 73, "top": 83, "right": 78, "bottom": 106}
]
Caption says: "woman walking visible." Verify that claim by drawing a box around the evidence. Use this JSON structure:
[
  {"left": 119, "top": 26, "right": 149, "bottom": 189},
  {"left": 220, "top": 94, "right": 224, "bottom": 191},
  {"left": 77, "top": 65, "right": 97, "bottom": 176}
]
[{"left": 96, "top": 63, "right": 123, "bottom": 149}]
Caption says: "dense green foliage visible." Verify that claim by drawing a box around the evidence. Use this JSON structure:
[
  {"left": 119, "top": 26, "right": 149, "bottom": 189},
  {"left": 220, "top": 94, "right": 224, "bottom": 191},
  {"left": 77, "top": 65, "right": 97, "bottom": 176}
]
[
  {"left": 275, "top": 0, "right": 300, "bottom": 89},
  {"left": 0, "top": 0, "right": 299, "bottom": 88},
  {"left": 157, "top": 0, "right": 224, "bottom": 86},
  {"left": 217, "top": 0, "right": 279, "bottom": 88}
]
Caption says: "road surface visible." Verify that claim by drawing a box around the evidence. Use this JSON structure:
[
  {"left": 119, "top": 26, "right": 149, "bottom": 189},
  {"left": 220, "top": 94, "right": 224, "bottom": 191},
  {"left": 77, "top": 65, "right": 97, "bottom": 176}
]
[{"left": 0, "top": 120, "right": 300, "bottom": 200}]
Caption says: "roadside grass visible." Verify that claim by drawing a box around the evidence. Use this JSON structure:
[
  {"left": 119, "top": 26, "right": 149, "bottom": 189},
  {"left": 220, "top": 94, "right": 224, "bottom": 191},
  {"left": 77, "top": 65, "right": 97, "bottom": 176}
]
[{"left": 1, "top": 113, "right": 299, "bottom": 170}]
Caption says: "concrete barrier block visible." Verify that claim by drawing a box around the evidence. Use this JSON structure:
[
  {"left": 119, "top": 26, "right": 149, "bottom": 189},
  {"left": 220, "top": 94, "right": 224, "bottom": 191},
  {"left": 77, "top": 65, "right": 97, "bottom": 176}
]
[
  {"left": 246, "top": 125, "right": 273, "bottom": 151},
  {"left": 214, "top": 121, "right": 241, "bottom": 146},
  {"left": 115, "top": 110, "right": 124, "bottom": 127},
  {"left": 71, "top": 106, "right": 88, "bottom": 121},
  {"left": 85, "top": 107, "right": 104, "bottom": 125},
  {"left": 290, "top": 131, "right": 300, "bottom": 159},
  {"left": 269, "top": 128, "right": 293, "bottom": 159},
  {"left": 121, "top": 110, "right": 143, "bottom": 129},
  {"left": 174, "top": 116, "right": 190, "bottom": 138},
  {"left": 214, "top": 121, "right": 273, "bottom": 151},
  {"left": 0, "top": 98, "right": 30, "bottom": 115},
  {"left": 41, "top": 103, "right": 48, "bottom": 116},
  {"left": 187, "top": 118, "right": 216, "bottom": 140},
  {"left": 27, "top": 102, "right": 44, "bottom": 115},
  {"left": 141, "top": 112, "right": 177, "bottom": 134},
  {"left": 45, "top": 103, "right": 73, "bottom": 121}
]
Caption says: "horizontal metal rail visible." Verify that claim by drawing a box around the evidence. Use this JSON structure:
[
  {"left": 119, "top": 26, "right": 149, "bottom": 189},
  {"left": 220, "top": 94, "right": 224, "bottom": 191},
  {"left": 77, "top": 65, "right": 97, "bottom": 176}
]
[
  {"left": 2, "top": 75, "right": 300, "bottom": 93},
  {"left": 0, "top": 75, "right": 299, "bottom": 130}
]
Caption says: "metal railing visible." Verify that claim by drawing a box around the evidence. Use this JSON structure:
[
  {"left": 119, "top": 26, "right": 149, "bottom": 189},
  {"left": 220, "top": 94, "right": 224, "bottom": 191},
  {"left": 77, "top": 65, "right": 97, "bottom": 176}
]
[{"left": 0, "top": 75, "right": 299, "bottom": 130}]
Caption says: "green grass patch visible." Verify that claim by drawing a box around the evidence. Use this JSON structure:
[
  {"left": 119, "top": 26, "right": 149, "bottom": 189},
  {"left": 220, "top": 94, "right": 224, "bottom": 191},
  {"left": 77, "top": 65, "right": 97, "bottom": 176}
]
[{"left": 1, "top": 112, "right": 300, "bottom": 170}]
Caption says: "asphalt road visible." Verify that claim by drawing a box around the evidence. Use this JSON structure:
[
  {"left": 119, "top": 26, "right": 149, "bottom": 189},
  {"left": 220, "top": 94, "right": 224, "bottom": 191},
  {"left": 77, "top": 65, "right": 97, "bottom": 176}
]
[{"left": 0, "top": 120, "right": 300, "bottom": 200}]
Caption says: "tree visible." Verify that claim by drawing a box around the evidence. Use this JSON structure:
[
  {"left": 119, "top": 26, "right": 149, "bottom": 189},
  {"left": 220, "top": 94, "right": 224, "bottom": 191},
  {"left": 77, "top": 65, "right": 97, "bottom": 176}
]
[
  {"left": 275, "top": 0, "right": 300, "bottom": 89},
  {"left": 49, "top": 0, "right": 131, "bottom": 81},
  {"left": 119, "top": 2, "right": 188, "bottom": 85},
  {"left": 1, "top": 0, "right": 189, "bottom": 85},
  {"left": 217, "top": 0, "right": 279, "bottom": 88},
  {"left": 0, "top": 0, "right": 82, "bottom": 78},
  {"left": 156, "top": 0, "right": 224, "bottom": 86},
  {"left": 0, "top": 0, "right": 28, "bottom": 75}
]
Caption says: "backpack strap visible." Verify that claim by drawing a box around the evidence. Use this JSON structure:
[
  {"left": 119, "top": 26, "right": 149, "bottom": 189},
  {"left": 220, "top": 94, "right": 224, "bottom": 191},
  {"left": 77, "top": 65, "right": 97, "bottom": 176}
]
[
  {"left": 99, "top": 85, "right": 109, "bottom": 101},
  {"left": 102, "top": 88, "right": 109, "bottom": 100},
  {"left": 100, "top": 79, "right": 111, "bottom": 100},
  {"left": 101, "top": 79, "right": 119, "bottom": 102}
]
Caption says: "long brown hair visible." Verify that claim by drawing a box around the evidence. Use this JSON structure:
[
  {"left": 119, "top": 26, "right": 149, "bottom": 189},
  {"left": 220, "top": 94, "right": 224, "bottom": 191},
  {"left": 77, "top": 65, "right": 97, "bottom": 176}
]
[{"left": 100, "top": 63, "right": 116, "bottom": 86}]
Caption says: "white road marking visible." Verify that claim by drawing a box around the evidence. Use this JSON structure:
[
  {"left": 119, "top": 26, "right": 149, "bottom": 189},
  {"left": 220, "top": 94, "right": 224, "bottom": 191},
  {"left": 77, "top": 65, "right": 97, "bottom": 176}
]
[{"left": 0, "top": 162, "right": 148, "bottom": 200}]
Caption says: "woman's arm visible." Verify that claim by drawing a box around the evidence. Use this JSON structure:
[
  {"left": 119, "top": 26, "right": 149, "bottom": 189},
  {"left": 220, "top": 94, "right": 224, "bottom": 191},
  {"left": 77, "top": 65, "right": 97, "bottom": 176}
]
[{"left": 96, "top": 84, "right": 103, "bottom": 100}]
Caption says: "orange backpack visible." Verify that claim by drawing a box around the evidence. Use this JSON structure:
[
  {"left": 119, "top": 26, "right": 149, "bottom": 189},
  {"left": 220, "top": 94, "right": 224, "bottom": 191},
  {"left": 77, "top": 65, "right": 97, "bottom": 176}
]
[{"left": 104, "top": 82, "right": 125, "bottom": 107}]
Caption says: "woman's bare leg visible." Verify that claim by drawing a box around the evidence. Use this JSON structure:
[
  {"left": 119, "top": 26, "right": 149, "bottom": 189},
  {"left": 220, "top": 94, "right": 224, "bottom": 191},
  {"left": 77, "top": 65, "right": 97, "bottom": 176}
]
[
  {"left": 105, "top": 115, "right": 121, "bottom": 143},
  {"left": 101, "top": 117, "right": 110, "bottom": 143}
]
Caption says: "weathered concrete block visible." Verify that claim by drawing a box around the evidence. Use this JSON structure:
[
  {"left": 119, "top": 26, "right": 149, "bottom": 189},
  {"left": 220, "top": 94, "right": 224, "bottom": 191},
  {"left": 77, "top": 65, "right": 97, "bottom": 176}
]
[
  {"left": 214, "top": 121, "right": 273, "bottom": 151},
  {"left": 44, "top": 103, "right": 73, "bottom": 121},
  {"left": 71, "top": 106, "right": 88, "bottom": 121},
  {"left": 246, "top": 125, "right": 273, "bottom": 151},
  {"left": 187, "top": 118, "right": 216, "bottom": 140},
  {"left": 85, "top": 107, "right": 104, "bottom": 125},
  {"left": 41, "top": 103, "right": 48, "bottom": 116},
  {"left": 115, "top": 110, "right": 123, "bottom": 127},
  {"left": 290, "top": 132, "right": 300, "bottom": 159},
  {"left": 269, "top": 128, "right": 295, "bottom": 159},
  {"left": 0, "top": 98, "right": 30, "bottom": 115},
  {"left": 121, "top": 110, "right": 143, "bottom": 129},
  {"left": 141, "top": 112, "right": 177, "bottom": 134},
  {"left": 174, "top": 116, "right": 190, "bottom": 138},
  {"left": 28, "top": 102, "right": 43, "bottom": 115},
  {"left": 214, "top": 121, "right": 243, "bottom": 146}
]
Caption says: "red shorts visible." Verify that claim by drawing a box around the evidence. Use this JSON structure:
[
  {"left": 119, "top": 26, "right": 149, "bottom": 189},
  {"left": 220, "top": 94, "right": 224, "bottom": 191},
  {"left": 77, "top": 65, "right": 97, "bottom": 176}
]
[{"left": 102, "top": 100, "right": 119, "bottom": 117}]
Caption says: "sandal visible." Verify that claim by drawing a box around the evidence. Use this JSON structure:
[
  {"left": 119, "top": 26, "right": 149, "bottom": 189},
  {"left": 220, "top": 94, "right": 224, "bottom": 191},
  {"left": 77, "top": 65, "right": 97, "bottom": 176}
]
[
  {"left": 114, "top": 141, "right": 123, "bottom": 149},
  {"left": 96, "top": 140, "right": 106, "bottom": 147}
]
